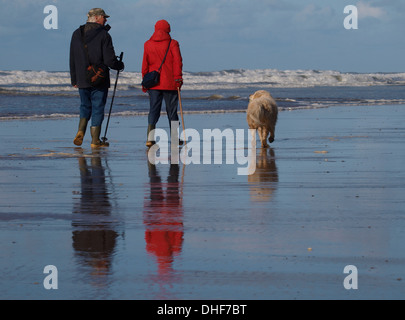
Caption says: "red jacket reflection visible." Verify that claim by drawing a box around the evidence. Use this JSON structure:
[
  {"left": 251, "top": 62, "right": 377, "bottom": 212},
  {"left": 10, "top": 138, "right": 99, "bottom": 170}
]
[{"left": 144, "top": 164, "right": 183, "bottom": 275}]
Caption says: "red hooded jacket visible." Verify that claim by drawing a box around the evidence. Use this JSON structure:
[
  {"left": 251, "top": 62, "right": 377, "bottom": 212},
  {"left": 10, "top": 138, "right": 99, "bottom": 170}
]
[{"left": 142, "top": 20, "right": 183, "bottom": 92}]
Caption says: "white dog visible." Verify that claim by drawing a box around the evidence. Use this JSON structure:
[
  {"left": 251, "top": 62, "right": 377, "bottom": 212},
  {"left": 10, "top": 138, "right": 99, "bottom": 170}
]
[{"left": 247, "top": 90, "right": 278, "bottom": 148}]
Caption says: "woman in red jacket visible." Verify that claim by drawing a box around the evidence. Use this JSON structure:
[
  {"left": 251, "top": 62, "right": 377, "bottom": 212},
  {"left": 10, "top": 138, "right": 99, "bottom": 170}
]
[{"left": 142, "top": 20, "right": 183, "bottom": 148}]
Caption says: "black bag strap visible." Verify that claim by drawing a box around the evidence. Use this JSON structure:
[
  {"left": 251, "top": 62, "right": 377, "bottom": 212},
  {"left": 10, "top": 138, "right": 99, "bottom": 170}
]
[
  {"left": 80, "top": 25, "right": 91, "bottom": 66},
  {"left": 157, "top": 39, "right": 172, "bottom": 72},
  {"left": 79, "top": 25, "right": 105, "bottom": 66}
]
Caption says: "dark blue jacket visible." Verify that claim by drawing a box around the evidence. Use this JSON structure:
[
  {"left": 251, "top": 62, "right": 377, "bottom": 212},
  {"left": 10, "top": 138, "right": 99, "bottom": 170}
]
[{"left": 69, "top": 23, "right": 123, "bottom": 88}]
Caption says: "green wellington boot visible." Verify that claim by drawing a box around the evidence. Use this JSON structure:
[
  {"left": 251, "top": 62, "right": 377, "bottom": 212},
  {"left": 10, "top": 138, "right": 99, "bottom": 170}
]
[
  {"left": 90, "top": 126, "right": 109, "bottom": 148},
  {"left": 146, "top": 124, "right": 156, "bottom": 148},
  {"left": 73, "top": 118, "right": 88, "bottom": 146}
]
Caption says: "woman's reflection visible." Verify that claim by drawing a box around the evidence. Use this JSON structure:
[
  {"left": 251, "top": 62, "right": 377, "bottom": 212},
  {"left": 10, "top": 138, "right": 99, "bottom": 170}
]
[
  {"left": 72, "top": 150, "right": 118, "bottom": 285},
  {"left": 144, "top": 159, "right": 184, "bottom": 281}
]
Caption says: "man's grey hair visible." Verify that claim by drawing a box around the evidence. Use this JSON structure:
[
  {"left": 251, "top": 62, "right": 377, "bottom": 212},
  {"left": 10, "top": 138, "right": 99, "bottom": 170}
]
[{"left": 87, "top": 15, "right": 98, "bottom": 23}]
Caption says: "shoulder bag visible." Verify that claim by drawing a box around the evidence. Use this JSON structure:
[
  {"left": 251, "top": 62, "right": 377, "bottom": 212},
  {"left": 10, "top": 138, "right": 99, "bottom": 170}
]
[{"left": 142, "top": 39, "right": 172, "bottom": 90}]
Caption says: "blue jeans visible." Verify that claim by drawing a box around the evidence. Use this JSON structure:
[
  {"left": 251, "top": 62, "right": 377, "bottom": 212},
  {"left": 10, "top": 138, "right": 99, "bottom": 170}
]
[
  {"left": 79, "top": 87, "right": 108, "bottom": 127},
  {"left": 148, "top": 90, "right": 179, "bottom": 126}
]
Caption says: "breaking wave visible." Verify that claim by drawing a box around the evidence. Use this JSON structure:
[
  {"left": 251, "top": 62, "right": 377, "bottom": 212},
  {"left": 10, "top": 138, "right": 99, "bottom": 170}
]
[
  {"left": 1, "top": 69, "right": 405, "bottom": 94},
  {"left": 2, "top": 69, "right": 405, "bottom": 121}
]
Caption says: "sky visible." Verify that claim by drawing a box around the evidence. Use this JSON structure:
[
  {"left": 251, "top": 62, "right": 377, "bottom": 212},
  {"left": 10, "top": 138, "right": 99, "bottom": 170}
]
[{"left": 0, "top": 0, "right": 404, "bottom": 73}]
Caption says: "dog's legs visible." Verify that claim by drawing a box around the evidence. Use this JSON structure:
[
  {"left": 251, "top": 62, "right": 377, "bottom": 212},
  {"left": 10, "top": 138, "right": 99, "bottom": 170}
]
[
  {"left": 261, "top": 128, "right": 269, "bottom": 148},
  {"left": 257, "top": 127, "right": 264, "bottom": 148},
  {"left": 250, "top": 128, "right": 257, "bottom": 147}
]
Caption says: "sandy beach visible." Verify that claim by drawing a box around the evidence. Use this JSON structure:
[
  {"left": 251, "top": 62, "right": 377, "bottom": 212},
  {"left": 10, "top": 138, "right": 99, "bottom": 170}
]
[{"left": 1, "top": 104, "right": 405, "bottom": 300}]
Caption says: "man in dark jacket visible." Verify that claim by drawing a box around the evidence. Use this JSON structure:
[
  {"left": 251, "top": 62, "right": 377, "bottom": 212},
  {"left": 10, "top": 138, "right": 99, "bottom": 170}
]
[{"left": 70, "top": 8, "right": 124, "bottom": 148}]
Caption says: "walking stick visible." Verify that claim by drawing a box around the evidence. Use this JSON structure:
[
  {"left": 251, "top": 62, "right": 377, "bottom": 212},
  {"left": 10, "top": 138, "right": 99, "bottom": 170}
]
[
  {"left": 177, "top": 87, "right": 187, "bottom": 146},
  {"left": 102, "top": 52, "right": 124, "bottom": 144}
]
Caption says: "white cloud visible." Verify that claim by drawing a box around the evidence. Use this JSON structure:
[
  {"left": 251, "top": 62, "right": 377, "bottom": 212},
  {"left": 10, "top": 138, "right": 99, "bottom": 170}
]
[{"left": 357, "top": 1, "right": 386, "bottom": 19}]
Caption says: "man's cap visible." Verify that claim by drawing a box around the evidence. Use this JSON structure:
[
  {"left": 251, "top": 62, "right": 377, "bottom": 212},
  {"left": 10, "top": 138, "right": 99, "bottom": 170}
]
[{"left": 87, "top": 8, "right": 110, "bottom": 18}]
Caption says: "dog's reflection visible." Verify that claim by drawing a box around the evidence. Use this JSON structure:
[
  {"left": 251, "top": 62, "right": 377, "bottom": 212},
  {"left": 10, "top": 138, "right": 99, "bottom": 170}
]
[
  {"left": 144, "top": 160, "right": 184, "bottom": 281},
  {"left": 248, "top": 148, "right": 278, "bottom": 202},
  {"left": 72, "top": 150, "right": 118, "bottom": 285}
]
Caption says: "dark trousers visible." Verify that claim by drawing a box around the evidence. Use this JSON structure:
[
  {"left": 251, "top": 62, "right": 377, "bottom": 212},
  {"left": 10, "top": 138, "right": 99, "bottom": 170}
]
[{"left": 148, "top": 90, "right": 179, "bottom": 127}]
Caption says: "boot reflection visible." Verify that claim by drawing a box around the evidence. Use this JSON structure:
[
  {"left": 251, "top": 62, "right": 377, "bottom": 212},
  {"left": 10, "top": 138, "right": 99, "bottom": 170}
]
[{"left": 72, "top": 149, "right": 118, "bottom": 286}]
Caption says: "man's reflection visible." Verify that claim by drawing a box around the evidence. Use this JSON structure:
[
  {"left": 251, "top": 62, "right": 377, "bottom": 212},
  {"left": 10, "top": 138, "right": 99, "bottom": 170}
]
[
  {"left": 144, "top": 160, "right": 184, "bottom": 281},
  {"left": 248, "top": 148, "right": 278, "bottom": 202},
  {"left": 72, "top": 150, "right": 118, "bottom": 284}
]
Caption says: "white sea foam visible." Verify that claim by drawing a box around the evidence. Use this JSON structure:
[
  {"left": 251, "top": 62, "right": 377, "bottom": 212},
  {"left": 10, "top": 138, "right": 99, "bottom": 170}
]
[
  {"left": 2, "top": 69, "right": 404, "bottom": 121},
  {"left": 1, "top": 69, "right": 405, "bottom": 93}
]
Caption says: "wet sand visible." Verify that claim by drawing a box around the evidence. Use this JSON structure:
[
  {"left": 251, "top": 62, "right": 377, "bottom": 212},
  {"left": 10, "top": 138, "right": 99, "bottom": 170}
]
[{"left": 1, "top": 104, "right": 405, "bottom": 300}]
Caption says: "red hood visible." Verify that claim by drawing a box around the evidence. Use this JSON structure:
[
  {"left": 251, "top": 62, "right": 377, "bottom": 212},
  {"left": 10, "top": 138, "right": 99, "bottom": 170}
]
[{"left": 150, "top": 20, "right": 171, "bottom": 42}]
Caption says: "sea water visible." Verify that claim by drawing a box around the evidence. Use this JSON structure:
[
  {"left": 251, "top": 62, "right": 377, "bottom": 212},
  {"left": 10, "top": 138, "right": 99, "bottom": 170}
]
[{"left": 1, "top": 69, "right": 405, "bottom": 120}]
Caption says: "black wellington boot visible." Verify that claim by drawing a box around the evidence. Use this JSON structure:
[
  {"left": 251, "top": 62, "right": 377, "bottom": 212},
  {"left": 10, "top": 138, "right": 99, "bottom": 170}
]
[{"left": 146, "top": 124, "right": 156, "bottom": 148}]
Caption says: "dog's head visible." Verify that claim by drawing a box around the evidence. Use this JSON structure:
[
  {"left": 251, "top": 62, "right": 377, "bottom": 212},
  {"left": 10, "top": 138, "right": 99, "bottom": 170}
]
[{"left": 249, "top": 90, "right": 272, "bottom": 101}]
